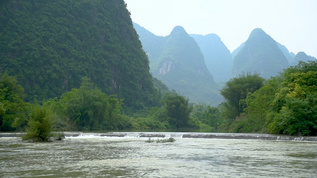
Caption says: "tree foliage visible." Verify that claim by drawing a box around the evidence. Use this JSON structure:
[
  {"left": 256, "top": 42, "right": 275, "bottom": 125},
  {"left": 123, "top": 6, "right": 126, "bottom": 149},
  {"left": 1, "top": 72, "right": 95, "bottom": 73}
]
[
  {"left": 220, "top": 73, "right": 265, "bottom": 120},
  {"left": 235, "top": 78, "right": 281, "bottom": 133},
  {"left": 268, "top": 69, "right": 317, "bottom": 135},
  {"left": 164, "top": 92, "right": 193, "bottom": 128},
  {"left": 239, "top": 61, "right": 317, "bottom": 135},
  {"left": 0, "top": 72, "right": 28, "bottom": 131},
  {"left": 190, "top": 104, "right": 222, "bottom": 132},
  {"left": 58, "top": 77, "right": 124, "bottom": 131},
  {"left": 23, "top": 103, "right": 53, "bottom": 142}
]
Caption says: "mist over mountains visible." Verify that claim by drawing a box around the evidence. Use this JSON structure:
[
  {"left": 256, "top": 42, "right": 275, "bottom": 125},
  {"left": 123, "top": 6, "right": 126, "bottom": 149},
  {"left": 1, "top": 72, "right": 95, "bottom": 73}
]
[
  {"left": 230, "top": 29, "right": 315, "bottom": 78},
  {"left": 190, "top": 34, "right": 232, "bottom": 83},
  {"left": 231, "top": 28, "right": 290, "bottom": 79},
  {"left": 292, "top": 52, "right": 317, "bottom": 66},
  {"left": 8, "top": 0, "right": 314, "bottom": 109},
  {"left": 134, "top": 23, "right": 222, "bottom": 105},
  {"left": 1, "top": 0, "right": 316, "bottom": 137},
  {"left": 134, "top": 23, "right": 316, "bottom": 105}
]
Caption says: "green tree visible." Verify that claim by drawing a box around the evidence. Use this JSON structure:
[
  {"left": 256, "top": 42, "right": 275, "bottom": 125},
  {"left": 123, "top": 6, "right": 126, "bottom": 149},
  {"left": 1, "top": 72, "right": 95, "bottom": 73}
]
[
  {"left": 235, "top": 78, "right": 281, "bottom": 133},
  {"left": 203, "top": 106, "right": 222, "bottom": 130},
  {"left": 268, "top": 95, "right": 317, "bottom": 136},
  {"left": 59, "top": 77, "right": 123, "bottom": 131},
  {"left": 164, "top": 92, "right": 193, "bottom": 128},
  {"left": 128, "top": 106, "right": 170, "bottom": 131},
  {"left": 268, "top": 71, "right": 317, "bottom": 135},
  {"left": 43, "top": 98, "right": 74, "bottom": 131},
  {"left": 241, "top": 61, "right": 317, "bottom": 135},
  {"left": 23, "top": 104, "right": 53, "bottom": 142},
  {"left": 191, "top": 104, "right": 222, "bottom": 131},
  {"left": 0, "top": 72, "right": 28, "bottom": 131},
  {"left": 220, "top": 73, "right": 265, "bottom": 120}
]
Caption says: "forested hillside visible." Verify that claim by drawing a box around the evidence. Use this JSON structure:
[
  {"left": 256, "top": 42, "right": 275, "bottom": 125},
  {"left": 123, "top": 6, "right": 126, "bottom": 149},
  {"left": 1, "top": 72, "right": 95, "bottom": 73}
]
[
  {"left": 134, "top": 24, "right": 222, "bottom": 105},
  {"left": 1, "top": 1, "right": 316, "bottom": 136},
  {"left": 0, "top": 0, "right": 159, "bottom": 111}
]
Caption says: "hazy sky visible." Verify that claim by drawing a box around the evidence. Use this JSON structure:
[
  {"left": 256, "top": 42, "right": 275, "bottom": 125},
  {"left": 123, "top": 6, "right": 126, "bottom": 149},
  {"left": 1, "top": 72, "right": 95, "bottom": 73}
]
[{"left": 124, "top": 0, "right": 317, "bottom": 57}]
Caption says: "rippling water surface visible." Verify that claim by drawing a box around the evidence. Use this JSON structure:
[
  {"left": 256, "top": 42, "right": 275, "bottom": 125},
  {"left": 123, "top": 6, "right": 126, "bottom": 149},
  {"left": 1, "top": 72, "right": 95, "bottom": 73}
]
[{"left": 1, "top": 133, "right": 317, "bottom": 177}]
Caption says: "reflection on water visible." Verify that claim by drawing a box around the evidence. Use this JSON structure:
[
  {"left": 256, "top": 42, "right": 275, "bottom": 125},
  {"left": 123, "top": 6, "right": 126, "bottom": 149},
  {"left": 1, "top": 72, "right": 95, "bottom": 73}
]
[{"left": 0, "top": 133, "right": 317, "bottom": 177}]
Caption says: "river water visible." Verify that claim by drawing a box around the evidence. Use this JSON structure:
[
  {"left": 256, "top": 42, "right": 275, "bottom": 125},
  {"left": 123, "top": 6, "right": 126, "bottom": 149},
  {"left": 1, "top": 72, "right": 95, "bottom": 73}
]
[{"left": 0, "top": 132, "right": 317, "bottom": 177}]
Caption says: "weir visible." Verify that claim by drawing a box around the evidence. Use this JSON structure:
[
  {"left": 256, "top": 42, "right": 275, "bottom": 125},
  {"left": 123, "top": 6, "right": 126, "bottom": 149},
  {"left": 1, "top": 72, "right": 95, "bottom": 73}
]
[{"left": 1, "top": 132, "right": 317, "bottom": 141}]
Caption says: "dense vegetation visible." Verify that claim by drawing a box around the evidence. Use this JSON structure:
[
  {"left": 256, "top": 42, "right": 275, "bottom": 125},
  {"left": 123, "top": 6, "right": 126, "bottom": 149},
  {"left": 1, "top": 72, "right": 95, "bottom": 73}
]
[
  {"left": 1, "top": 61, "right": 316, "bottom": 136},
  {"left": 0, "top": 0, "right": 159, "bottom": 113},
  {"left": 226, "top": 61, "right": 317, "bottom": 136},
  {"left": 1, "top": 0, "right": 214, "bottom": 135},
  {"left": 220, "top": 73, "right": 265, "bottom": 121},
  {"left": 0, "top": 72, "right": 29, "bottom": 131},
  {"left": 22, "top": 104, "right": 53, "bottom": 142},
  {"left": 0, "top": 73, "right": 201, "bottom": 133},
  {"left": 50, "top": 77, "right": 126, "bottom": 131},
  {"left": 1, "top": 1, "right": 316, "bottom": 137}
]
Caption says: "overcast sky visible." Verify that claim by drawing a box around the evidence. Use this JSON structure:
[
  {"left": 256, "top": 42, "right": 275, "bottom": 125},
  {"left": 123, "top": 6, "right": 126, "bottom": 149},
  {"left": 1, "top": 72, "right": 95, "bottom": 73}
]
[{"left": 124, "top": 0, "right": 317, "bottom": 57}]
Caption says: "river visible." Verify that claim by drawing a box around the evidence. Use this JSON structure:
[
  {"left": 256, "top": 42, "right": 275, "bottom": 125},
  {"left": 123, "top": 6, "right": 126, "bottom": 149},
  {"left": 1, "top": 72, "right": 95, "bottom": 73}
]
[{"left": 1, "top": 132, "right": 317, "bottom": 177}]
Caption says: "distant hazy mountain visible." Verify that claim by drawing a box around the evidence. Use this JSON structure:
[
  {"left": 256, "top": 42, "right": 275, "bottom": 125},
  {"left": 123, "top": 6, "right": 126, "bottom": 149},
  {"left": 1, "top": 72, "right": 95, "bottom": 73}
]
[
  {"left": 232, "top": 42, "right": 295, "bottom": 64},
  {"left": 291, "top": 52, "right": 317, "bottom": 65},
  {"left": 232, "top": 28, "right": 289, "bottom": 79},
  {"left": 231, "top": 42, "right": 245, "bottom": 60},
  {"left": 134, "top": 24, "right": 222, "bottom": 105},
  {"left": 133, "top": 23, "right": 165, "bottom": 63},
  {"left": 276, "top": 42, "right": 295, "bottom": 64},
  {"left": 191, "top": 34, "right": 232, "bottom": 83}
]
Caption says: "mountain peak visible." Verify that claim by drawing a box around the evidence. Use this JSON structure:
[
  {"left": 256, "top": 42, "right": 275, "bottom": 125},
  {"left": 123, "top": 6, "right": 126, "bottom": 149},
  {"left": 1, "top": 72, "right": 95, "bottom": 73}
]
[
  {"left": 205, "top": 33, "right": 221, "bottom": 41},
  {"left": 249, "top": 28, "right": 266, "bottom": 37},
  {"left": 170, "top": 26, "right": 188, "bottom": 37},
  {"left": 296, "top": 51, "right": 308, "bottom": 57},
  {"left": 232, "top": 28, "right": 289, "bottom": 79},
  {"left": 291, "top": 51, "right": 317, "bottom": 65},
  {"left": 246, "top": 28, "right": 277, "bottom": 47}
]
